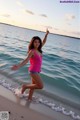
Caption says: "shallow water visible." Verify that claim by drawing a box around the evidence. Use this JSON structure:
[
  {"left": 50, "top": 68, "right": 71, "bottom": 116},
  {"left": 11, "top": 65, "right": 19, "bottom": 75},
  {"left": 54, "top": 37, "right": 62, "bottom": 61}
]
[{"left": 0, "top": 23, "right": 80, "bottom": 106}]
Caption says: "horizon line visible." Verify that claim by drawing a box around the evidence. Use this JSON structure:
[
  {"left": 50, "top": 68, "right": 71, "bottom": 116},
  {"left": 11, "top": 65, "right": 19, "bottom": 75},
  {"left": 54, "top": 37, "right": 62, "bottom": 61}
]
[{"left": 0, "top": 22, "right": 80, "bottom": 39}]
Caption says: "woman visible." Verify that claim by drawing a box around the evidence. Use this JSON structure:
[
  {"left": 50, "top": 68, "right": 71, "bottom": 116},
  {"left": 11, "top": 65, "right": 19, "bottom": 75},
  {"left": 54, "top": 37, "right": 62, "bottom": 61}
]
[{"left": 11, "top": 29, "right": 49, "bottom": 100}]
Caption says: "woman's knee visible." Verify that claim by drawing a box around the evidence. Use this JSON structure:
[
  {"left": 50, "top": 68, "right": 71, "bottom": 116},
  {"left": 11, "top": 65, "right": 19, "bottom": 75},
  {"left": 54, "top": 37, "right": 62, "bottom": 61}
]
[
  {"left": 30, "top": 74, "right": 44, "bottom": 89},
  {"left": 38, "top": 83, "right": 44, "bottom": 89}
]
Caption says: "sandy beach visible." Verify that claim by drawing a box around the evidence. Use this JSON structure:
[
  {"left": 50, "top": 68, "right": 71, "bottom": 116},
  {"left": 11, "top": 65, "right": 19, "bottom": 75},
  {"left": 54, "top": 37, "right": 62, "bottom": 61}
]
[
  {"left": 0, "top": 83, "right": 80, "bottom": 120},
  {"left": 0, "top": 73, "right": 80, "bottom": 120},
  {"left": 0, "top": 85, "right": 55, "bottom": 120},
  {"left": 0, "top": 95, "right": 54, "bottom": 120}
]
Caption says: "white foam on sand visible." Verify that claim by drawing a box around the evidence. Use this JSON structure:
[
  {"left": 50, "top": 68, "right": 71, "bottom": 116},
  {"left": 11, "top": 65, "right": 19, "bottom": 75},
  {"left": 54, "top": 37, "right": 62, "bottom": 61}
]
[{"left": 0, "top": 79, "right": 80, "bottom": 120}]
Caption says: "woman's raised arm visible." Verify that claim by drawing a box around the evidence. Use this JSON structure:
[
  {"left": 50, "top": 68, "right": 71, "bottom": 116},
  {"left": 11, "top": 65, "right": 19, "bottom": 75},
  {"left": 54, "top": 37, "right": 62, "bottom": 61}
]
[{"left": 42, "top": 29, "right": 49, "bottom": 47}]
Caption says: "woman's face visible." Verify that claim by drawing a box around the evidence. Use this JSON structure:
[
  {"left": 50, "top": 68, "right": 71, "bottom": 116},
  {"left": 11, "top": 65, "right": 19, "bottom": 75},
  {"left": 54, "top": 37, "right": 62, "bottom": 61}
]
[{"left": 33, "top": 39, "right": 40, "bottom": 49}]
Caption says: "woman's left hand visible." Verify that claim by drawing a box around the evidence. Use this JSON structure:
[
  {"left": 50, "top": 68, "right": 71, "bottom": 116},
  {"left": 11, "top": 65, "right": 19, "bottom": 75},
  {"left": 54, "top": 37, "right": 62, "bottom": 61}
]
[{"left": 11, "top": 65, "right": 19, "bottom": 70}]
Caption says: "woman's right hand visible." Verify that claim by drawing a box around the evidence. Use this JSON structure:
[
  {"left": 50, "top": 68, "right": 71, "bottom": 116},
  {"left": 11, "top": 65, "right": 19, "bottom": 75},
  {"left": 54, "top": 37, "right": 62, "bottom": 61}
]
[
  {"left": 46, "top": 29, "right": 49, "bottom": 35},
  {"left": 11, "top": 65, "right": 19, "bottom": 70}
]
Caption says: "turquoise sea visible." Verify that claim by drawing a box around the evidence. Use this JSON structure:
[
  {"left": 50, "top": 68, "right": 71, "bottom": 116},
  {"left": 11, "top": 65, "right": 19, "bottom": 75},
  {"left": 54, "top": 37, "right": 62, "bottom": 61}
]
[{"left": 0, "top": 23, "right": 80, "bottom": 107}]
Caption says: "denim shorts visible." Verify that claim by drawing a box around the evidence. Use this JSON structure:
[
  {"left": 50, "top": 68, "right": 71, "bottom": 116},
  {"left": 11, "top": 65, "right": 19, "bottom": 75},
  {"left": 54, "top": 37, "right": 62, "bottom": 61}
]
[{"left": 29, "top": 71, "right": 40, "bottom": 74}]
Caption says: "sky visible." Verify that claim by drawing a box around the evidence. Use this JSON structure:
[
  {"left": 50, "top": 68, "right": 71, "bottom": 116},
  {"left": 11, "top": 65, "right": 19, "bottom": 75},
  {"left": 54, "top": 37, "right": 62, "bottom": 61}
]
[{"left": 0, "top": 0, "right": 80, "bottom": 38}]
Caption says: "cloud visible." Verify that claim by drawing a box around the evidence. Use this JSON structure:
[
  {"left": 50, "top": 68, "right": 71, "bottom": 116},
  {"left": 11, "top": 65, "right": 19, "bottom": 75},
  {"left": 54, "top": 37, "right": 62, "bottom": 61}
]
[
  {"left": 25, "top": 10, "right": 34, "bottom": 15},
  {"left": 21, "top": 8, "right": 35, "bottom": 15},
  {"left": 54, "top": 28, "right": 59, "bottom": 30},
  {"left": 65, "top": 14, "right": 75, "bottom": 21},
  {"left": 40, "top": 14, "right": 47, "bottom": 18},
  {"left": 16, "top": 1, "right": 47, "bottom": 17},
  {"left": 64, "top": 13, "right": 76, "bottom": 26},
  {"left": 42, "top": 25, "right": 53, "bottom": 29},
  {"left": 16, "top": 1, "right": 24, "bottom": 7},
  {"left": 43, "top": 26, "right": 60, "bottom": 31},
  {"left": 1, "top": 14, "right": 11, "bottom": 18},
  {"left": 16, "top": 1, "right": 34, "bottom": 15},
  {"left": 67, "top": 22, "right": 71, "bottom": 25},
  {"left": 70, "top": 31, "right": 80, "bottom": 35}
]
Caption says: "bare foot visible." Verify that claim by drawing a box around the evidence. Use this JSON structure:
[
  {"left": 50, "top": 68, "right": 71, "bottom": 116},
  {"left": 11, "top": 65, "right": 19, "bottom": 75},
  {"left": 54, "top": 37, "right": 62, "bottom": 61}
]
[{"left": 21, "top": 84, "right": 27, "bottom": 94}]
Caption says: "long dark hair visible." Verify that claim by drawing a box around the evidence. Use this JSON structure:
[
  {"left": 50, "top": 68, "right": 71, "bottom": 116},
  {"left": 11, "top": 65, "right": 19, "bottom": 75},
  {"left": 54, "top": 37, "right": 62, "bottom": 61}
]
[{"left": 28, "top": 36, "right": 42, "bottom": 53}]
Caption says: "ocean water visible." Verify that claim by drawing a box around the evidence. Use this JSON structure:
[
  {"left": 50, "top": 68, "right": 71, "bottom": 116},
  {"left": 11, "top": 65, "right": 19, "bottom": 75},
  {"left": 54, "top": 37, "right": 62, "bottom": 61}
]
[{"left": 0, "top": 23, "right": 80, "bottom": 106}]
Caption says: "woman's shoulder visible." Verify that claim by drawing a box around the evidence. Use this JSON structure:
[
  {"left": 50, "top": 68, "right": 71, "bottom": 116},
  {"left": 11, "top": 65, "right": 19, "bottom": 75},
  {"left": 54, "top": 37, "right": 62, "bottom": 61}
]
[
  {"left": 28, "top": 49, "right": 35, "bottom": 56},
  {"left": 29, "top": 49, "right": 35, "bottom": 52}
]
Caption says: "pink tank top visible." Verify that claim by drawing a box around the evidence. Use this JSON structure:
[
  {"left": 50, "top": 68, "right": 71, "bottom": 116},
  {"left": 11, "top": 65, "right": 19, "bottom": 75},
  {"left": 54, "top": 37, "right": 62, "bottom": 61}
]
[{"left": 29, "top": 50, "right": 42, "bottom": 72}]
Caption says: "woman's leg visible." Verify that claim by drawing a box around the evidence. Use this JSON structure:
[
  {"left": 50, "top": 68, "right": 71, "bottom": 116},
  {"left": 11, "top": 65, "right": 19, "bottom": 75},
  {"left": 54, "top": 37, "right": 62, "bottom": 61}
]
[
  {"left": 21, "top": 73, "right": 43, "bottom": 100},
  {"left": 30, "top": 73, "right": 43, "bottom": 89},
  {"left": 28, "top": 78, "right": 35, "bottom": 100},
  {"left": 28, "top": 73, "right": 44, "bottom": 100}
]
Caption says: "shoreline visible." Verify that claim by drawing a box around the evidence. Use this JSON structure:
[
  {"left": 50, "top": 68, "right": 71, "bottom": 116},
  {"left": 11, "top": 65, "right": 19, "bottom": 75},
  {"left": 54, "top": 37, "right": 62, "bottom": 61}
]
[
  {"left": 0, "top": 95, "right": 54, "bottom": 120},
  {"left": 0, "top": 71, "right": 80, "bottom": 110},
  {"left": 0, "top": 85, "right": 55, "bottom": 120},
  {"left": 0, "top": 84, "right": 80, "bottom": 120},
  {"left": 0, "top": 72, "right": 80, "bottom": 110},
  {"left": 37, "top": 90, "right": 80, "bottom": 110}
]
